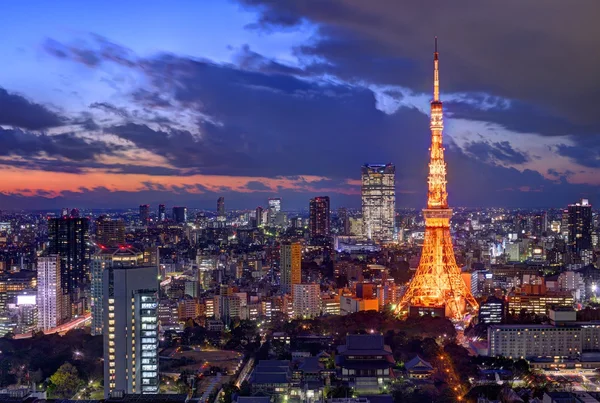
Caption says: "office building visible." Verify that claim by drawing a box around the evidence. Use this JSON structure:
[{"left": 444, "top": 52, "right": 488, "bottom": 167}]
[
  {"left": 217, "top": 197, "right": 225, "bottom": 219},
  {"left": 255, "top": 206, "right": 264, "bottom": 227},
  {"left": 158, "top": 204, "right": 166, "bottom": 222},
  {"left": 37, "top": 255, "right": 62, "bottom": 331},
  {"left": 507, "top": 284, "right": 574, "bottom": 316},
  {"left": 338, "top": 207, "right": 350, "bottom": 235},
  {"left": 487, "top": 309, "right": 600, "bottom": 360},
  {"left": 478, "top": 296, "right": 506, "bottom": 324},
  {"left": 47, "top": 216, "right": 90, "bottom": 299},
  {"left": 532, "top": 212, "right": 547, "bottom": 237},
  {"left": 95, "top": 216, "right": 126, "bottom": 247},
  {"left": 103, "top": 265, "right": 159, "bottom": 397},
  {"left": 267, "top": 198, "right": 281, "bottom": 225},
  {"left": 172, "top": 206, "right": 187, "bottom": 224},
  {"left": 292, "top": 283, "right": 320, "bottom": 319},
  {"left": 280, "top": 242, "right": 301, "bottom": 295},
  {"left": 567, "top": 199, "right": 592, "bottom": 257},
  {"left": 309, "top": 196, "right": 330, "bottom": 238},
  {"left": 90, "top": 246, "right": 144, "bottom": 336},
  {"left": 361, "top": 164, "right": 395, "bottom": 242},
  {"left": 139, "top": 205, "right": 150, "bottom": 225}
]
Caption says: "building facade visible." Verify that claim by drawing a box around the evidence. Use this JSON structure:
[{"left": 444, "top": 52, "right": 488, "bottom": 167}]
[
  {"left": 292, "top": 283, "right": 320, "bottom": 319},
  {"left": 309, "top": 196, "right": 331, "bottom": 238},
  {"left": 103, "top": 265, "right": 159, "bottom": 397},
  {"left": 37, "top": 255, "right": 62, "bottom": 331},
  {"left": 95, "top": 216, "right": 126, "bottom": 247},
  {"left": 90, "top": 246, "right": 144, "bottom": 336},
  {"left": 361, "top": 164, "right": 395, "bottom": 242},
  {"left": 47, "top": 216, "right": 90, "bottom": 300},
  {"left": 280, "top": 242, "right": 301, "bottom": 295},
  {"left": 172, "top": 207, "right": 187, "bottom": 224}
]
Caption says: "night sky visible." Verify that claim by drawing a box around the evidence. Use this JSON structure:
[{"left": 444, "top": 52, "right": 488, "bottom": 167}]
[{"left": 1, "top": 0, "right": 599, "bottom": 210}]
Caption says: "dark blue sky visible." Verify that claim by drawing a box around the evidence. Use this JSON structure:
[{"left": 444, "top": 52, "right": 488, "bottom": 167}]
[{"left": 0, "top": 0, "right": 599, "bottom": 210}]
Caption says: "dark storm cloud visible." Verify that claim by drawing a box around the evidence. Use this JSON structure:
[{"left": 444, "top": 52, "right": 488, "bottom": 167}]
[
  {"left": 0, "top": 88, "right": 66, "bottom": 130},
  {"left": 238, "top": 0, "right": 600, "bottom": 131},
  {"left": 464, "top": 140, "right": 530, "bottom": 165},
  {"left": 556, "top": 136, "right": 600, "bottom": 168},
  {"left": 245, "top": 181, "right": 271, "bottom": 191},
  {"left": 0, "top": 128, "right": 122, "bottom": 161}
]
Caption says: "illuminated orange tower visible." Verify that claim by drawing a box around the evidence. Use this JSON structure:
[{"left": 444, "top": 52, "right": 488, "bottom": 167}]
[{"left": 395, "top": 39, "right": 478, "bottom": 320}]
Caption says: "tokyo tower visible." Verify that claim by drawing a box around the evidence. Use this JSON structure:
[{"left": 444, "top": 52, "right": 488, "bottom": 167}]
[{"left": 394, "top": 39, "right": 478, "bottom": 320}]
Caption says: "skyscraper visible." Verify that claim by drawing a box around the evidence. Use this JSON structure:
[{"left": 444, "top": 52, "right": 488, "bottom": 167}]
[
  {"left": 90, "top": 246, "right": 144, "bottom": 336},
  {"left": 139, "top": 204, "right": 150, "bottom": 225},
  {"left": 567, "top": 199, "right": 592, "bottom": 256},
  {"left": 394, "top": 40, "right": 478, "bottom": 320},
  {"left": 309, "top": 196, "right": 331, "bottom": 238},
  {"left": 104, "top": 265, "right": 159, "bottom": 397},
  {"left": 361, "top": 164, "right": 395, "bottom": 242},
  {"left": 37, "top": 255, "right": 62, "bottom": 331},
  {"left": 280, "top": 242, "right": 301, "bottom": 295},
  {"left": 95, "top": 216, "right": 126, "bottom": 247},
  {"left": 172, "top": 206, "right": 187, "bottom": 224},
  {"left": 158, "top": 204, "right": 166, "bottom": 222},
  {"left": 255, "top": 206, "right": 264, "bottom": 227},
  {"left": 47, "top": 216, "right": 90, "bottom": 300},
  {"left": 532, "top": 212, "right": 547, "bottom": 238},
  {"left": 268, "top": 198, "right": 281, "bottom": 225},
  {"left": 338, "top": 207, "right": 350, "bottom": 235},
  {"left": 217, "top": 197, "right": 225, "bottom": 218}
]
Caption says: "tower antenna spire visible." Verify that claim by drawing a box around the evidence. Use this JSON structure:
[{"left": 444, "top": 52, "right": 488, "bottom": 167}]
[{"left": 433, "top": 37, "right": 440, "bottom": 102}]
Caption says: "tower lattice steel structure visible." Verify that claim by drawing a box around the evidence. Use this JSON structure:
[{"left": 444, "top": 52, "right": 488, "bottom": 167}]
[{"left": 394, "top": 39, "right": 478, "bottom": 320}]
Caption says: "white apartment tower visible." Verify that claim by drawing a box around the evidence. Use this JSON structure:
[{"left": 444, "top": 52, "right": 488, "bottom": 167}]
[
  {"left": 361, "top": 164, "right": 396, "bottom": 242},
  {"left": 292, "top": 283, "right": 321, "bottom": 319},
  {"left": 37, "top": 255, "right": 62, "bottom": 331},
  {"left": 103, "top": 265, "right": 159, "bottom": 397}
]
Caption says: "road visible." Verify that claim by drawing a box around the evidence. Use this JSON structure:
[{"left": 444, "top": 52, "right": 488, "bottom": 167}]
[
  {"left": 14, "top": 313, "right": 91, "bottom": 339},
  {"left": 235, "top": 357, "right": 254, "bottom": 388}
]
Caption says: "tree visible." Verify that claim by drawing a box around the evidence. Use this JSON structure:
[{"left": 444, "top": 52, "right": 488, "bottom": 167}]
[{"left": 49, "top": 363, "right": 81, "bottom": 398}]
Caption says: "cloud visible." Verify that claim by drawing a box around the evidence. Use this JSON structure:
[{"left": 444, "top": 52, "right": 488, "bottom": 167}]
[
  {"left": 0, "top": 128, "right": 123, "bottom": 161},
  {"left": 0, "top": 88, "right": 66, "bottom": 130},
  {"left": 238, "top": 0, "right": 600, "bottom": 131},
  {"left": 464, "top": 140, "right": 530, "bottom": 164},
  {"left": 90, "top": 102, "right": 130, "bottom": 118}
]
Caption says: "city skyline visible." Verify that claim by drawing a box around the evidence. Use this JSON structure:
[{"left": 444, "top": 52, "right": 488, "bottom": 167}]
[{"left": 1, "top": 1, "right": 600, "bottom": 210}]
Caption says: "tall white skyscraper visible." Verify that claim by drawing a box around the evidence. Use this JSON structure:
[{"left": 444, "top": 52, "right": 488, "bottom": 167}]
[
  {"left": 292, "top": 283, "right": 320, "bottom": 319},
  {"left": 104, "top": 265, "right": 159, "bottom": 397},
  {"left": 37, "top": 255, "right": 62, "bottom": 331},
  {"left": 361, "top": 164, "right": 395, "bottom": 242},
  {"left": 267, "top": 198, "right": 281, "bottom": 225}
]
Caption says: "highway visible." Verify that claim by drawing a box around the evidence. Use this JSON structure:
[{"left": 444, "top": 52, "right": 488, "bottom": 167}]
[{"left": 14, "top": 313, "right": 91, "bottom": 339}]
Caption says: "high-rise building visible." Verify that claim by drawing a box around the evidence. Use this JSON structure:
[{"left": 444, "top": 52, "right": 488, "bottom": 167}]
[
  {"left": 267, "top": 198, "right": 281, "bottom": 225},
  {"left": 158, "top": 204, "right": 166, "bottom": 222},
  {"left": 280, "top": 242, "right": 301, "bottom": 295},
  {"left": 532, "top": 212, "right": 547, "bottom": 238},
  {"left": 361, "top": 164, "right": 395, "bottom": 242},
  {"left": 37, "top": 255, "right": 62, "bottom": 331},
  {"left": 139, "top": 204, "right": 150, "bottom": 225},
  {"left": 90, "top": 246, "right": 144, "bottom": 336},
  {"left": 95, "top": 216, "right": 126, "bottom": 247},
  {"left": 567, "top": 199, "right": 592, "bottom": 256},
  {"left": 217, "top": 197, "right": 225, "bottom": 218},
  {"left": 47, "top": 216, "right": 90, "bottom": 299},
  {"left": 255, "top": 206, "right": 264, "bottom": 227},
  {"left": 309, "top": 196, "right": 331, "bottom": 238},
  {"left": 172, "top": 206, "right": 187, "bottom": 224},
  {"left": 338, "top": 207, "right": 350, "bottom": 235},
  {"left": 103, "top": 265, "right": 159, "bottom": 397},
  {"left": 394, "top": 40, "right": 478, "bottom": 320},
  {"left": 292, "top": 283, "right": 320, "bottom": 319},
  {"left": 478, "top": 296, "right": 506, "bottom": 324}
]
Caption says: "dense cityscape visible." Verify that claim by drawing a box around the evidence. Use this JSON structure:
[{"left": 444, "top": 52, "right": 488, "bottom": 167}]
[{"left": 1, "top": 2, "right": 600, "bottom": 403}]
